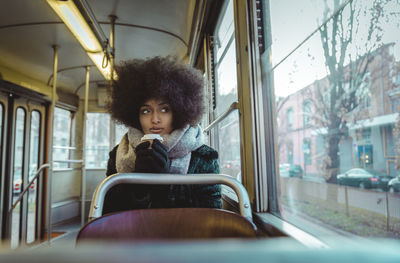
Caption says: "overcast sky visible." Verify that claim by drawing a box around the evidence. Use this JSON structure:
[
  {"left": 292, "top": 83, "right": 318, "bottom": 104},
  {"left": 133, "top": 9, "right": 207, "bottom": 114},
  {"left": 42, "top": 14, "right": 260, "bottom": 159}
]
[{"left": 270, "top": 0, "right": 400, "bottom": 97}]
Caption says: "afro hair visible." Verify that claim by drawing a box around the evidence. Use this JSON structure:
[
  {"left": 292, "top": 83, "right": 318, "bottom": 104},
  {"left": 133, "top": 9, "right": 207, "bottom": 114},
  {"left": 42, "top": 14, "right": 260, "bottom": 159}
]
[{"left": 107, "top": 56, "right": 205, "bottom": 130}]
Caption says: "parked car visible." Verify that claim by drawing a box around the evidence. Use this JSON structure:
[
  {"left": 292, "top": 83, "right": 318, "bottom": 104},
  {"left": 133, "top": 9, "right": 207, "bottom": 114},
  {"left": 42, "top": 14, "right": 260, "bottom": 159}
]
[
  {"left": 223, "top": 160, "right": 240, "bottom": 170},
  {"left": 337, "top": 168, "right": 392, "bottom": 190},
  {"left": 13, "top": 178, "right": 35, "bottom": 196},
  {"left": 388, "top": 175, "right": 400, "bottom": 193},
  {"left": 13, "top": 178, "right": 22, "bottom": 195},
  {"left": 279, "top": 163, "right": 303, "bottom": 178}
]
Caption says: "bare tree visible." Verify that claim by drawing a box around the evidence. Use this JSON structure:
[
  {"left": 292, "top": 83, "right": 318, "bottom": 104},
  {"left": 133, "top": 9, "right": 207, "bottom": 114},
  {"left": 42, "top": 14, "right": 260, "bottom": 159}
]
[{"left": 313, "top": 0, "right": 398, "bottom": 182}]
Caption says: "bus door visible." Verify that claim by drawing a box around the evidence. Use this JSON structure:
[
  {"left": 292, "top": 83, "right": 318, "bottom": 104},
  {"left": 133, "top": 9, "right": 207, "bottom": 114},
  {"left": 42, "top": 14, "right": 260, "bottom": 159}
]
[{"left": 0, "top": 83, "right": 47, "bottom": 248}]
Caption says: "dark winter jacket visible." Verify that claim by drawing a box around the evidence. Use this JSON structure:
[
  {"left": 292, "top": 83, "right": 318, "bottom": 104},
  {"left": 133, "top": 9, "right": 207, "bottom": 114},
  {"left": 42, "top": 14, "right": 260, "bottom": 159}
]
[{"left": 103, "top": 144, "right": 222, "bottom": 215}]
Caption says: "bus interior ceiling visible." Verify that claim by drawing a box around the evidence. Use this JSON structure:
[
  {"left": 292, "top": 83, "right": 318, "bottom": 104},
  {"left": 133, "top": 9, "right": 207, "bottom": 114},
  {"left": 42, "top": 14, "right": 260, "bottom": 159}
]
[
  {"left": 1, "top": 0, "right": 400, "bottom": 261},
  {"left": 0, "top": 0, "right": 200, "bottom": 100}
]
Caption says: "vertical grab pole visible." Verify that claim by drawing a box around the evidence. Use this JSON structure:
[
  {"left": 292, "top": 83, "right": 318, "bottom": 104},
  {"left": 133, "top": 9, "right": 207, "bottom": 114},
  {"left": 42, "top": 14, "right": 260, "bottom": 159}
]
[
  {"left": 81, "top": 66, "right": 90, "bottom": 226},
  {"left": 47, "top": 45, "right": 58, "bottom": 244},
  {"left": 109, "top": 15, "right": 116, "bottom": 82},
  {"left": 108, "top": 15, "right": 117, "bottom": 150}
]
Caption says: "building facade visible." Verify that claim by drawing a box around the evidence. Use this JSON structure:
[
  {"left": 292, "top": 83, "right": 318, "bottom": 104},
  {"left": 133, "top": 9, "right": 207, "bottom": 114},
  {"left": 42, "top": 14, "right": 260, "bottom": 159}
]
[{"left": 277, "top": 44, "right": 400, "bottom": 178}]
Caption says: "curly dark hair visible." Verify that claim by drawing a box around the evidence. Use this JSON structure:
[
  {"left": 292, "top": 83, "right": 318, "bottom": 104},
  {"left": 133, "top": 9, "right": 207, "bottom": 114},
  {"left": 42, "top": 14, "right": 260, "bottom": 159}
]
[{"left": 107, "top": 56, "right": 205, "bottom": 130}]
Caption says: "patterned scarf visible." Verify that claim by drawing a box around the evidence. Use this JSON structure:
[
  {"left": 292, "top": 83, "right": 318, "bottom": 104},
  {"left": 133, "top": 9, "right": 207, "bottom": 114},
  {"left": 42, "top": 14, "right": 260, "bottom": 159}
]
[{"left": 116, "top": 125, "right": 204, "bottom": 174}]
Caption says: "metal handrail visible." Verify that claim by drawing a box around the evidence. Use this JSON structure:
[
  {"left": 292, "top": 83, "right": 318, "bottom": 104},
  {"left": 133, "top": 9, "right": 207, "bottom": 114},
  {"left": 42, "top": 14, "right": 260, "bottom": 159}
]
[
  {"left": 9, "top": 163, "right": 50, "bottom": 213},
  {"left": 53, "top": 146, "right": 77, "bottom": 150},
  {"left": 7, "top": 164, "right": 50, "bottom": 244},
  {"left": 53, "top": 159, "right": 83, "bottom": 164},
  {"left": 89, "top": 173, "right": 253, "bottom": 223},
  {"left": 204, "top": 102, "right": 239, "bottom": 132}
]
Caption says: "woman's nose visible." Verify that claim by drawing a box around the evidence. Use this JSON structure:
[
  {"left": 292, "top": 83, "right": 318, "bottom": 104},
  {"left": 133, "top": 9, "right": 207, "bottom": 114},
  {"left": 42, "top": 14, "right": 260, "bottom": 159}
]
[{"left": 151, "top": 112, "right": 160, "bottom": 123}]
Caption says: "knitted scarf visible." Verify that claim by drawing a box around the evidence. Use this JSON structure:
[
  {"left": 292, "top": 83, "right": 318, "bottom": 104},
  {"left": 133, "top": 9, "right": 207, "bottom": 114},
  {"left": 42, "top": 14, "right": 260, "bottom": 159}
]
[{"left": 116, "top": 125, "right": 204, "bottom": 174}]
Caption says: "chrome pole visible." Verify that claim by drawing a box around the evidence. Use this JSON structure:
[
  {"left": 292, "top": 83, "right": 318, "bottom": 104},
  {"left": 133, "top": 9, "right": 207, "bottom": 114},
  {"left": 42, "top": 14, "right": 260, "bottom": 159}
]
[
  {"left": 204, "top": 102, "right": 239, "bottom": 133},
  {"left": 109, "top": 15, "right": 116, "bottom": 81},
  {"left": 47, "top": 45, "right": 58, "bottom": 244},
  {"left": 109, "top": 15, "right": 117, "bottom": 150},
  {"left": 81, "top": 66, "right": 90, "bottom": 226}
]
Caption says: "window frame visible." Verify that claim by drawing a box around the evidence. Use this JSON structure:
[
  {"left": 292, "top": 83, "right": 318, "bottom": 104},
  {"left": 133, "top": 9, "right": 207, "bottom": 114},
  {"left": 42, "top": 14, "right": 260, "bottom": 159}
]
[{"left": 203, "top": 0, "right": 244, "bottom": 199}]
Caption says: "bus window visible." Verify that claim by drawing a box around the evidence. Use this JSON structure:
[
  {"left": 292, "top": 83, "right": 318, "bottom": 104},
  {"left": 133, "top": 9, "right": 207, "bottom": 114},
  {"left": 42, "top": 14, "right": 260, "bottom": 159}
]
[
  {"left": 85, "top": 113, "right": 110, "bottom": 169},
  {"left": 214, "top": 0, "right": 237, "bottom": 116},
  {"left": 114, "top": 122, "right": 128, "bottom": 147},
  {"left": 27, "top": 110, "right": 40, "bottom": 244},
  {"left": 53, "top": 107, "right": 72, "bottom": 169},
  {"left": 265, "top": 0, "right": 400, "bottom": 240},
  {"left": 212, "top": 0, "right": 241, "bottom": 181}
]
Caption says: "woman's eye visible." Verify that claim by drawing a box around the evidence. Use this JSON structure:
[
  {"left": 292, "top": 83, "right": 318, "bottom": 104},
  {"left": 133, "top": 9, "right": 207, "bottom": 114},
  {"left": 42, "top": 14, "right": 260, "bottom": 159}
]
[
  {"left": 141, "top": 109, "right": 150, "bottom": 114},
  {"left": 161, "top": 107, "right": 169, "bottom": 113}
]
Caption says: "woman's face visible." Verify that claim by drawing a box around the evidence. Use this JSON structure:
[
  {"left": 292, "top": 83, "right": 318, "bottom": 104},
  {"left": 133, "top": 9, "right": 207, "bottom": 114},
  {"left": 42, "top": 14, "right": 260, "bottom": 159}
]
[{"left": 139, "top": 98, "right": 173, "bottom": 136}]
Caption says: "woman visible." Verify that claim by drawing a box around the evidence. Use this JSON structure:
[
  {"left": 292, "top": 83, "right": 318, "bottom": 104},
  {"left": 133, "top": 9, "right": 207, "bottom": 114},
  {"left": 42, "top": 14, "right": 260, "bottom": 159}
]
[{"left": 103, "top": 56, "right": 222, "bottom": 214}]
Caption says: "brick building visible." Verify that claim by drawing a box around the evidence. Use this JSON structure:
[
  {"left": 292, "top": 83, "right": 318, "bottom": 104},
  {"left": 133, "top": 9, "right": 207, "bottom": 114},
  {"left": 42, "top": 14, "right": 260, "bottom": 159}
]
[{"left": 277, "top": 43, "right": 400, "bottom": 178}]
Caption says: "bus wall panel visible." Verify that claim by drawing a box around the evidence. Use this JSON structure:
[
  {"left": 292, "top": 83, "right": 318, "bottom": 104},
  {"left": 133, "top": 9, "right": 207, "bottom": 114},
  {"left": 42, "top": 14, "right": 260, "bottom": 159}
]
[
  {"left": 85, "top": 169, "right": 107, "bottom": 200},
  {"left": 0, "top": 65, "right": 52, "bottom": 97},
  {"left": 51, "top": 198, "right": 80, "bottom": 225},
  {"left": 52, "top": 170, "right": 81, "bottom": 203}
]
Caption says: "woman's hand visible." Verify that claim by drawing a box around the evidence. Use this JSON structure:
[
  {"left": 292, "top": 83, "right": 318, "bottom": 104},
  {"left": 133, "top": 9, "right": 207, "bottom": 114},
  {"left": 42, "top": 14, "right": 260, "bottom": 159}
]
[{"left": 134, "top": 139, "right": 170, "bottom": 173}]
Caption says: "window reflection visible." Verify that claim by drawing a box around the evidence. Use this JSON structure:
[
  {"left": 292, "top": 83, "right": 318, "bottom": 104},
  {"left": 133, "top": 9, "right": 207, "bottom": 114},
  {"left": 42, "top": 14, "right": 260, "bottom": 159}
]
[{"left": 269, "top": 0, "right": 400, "bottom": 239}]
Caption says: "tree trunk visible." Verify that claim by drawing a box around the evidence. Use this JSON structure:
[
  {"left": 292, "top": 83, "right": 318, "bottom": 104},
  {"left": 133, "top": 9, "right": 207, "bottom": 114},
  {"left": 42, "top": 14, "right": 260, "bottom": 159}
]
[{"left": 326, "top": 132, "right": 340, "bottom": 183}]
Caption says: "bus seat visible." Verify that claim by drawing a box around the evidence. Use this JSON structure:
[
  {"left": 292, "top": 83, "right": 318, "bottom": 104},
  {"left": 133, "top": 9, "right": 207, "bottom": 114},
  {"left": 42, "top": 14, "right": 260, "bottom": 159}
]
[
  {"left": 77, "top": 173, "right": 256, "bottom": 243},
  {"left": 88, "top": 173, "right": 253, "bottom": 222},
  {"left": 76, "top": 208, "right": 256, "bottom": 243}
]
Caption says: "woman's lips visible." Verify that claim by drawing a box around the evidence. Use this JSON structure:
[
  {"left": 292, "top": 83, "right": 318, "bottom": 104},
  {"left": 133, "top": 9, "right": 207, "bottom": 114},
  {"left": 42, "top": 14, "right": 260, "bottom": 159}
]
[{"left": 149, "top": 128, "right": 163, "bottom": 133}]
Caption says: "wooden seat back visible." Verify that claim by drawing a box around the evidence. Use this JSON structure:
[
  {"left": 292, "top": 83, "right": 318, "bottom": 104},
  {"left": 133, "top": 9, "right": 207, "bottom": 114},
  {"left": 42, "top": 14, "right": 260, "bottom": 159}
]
[{"left": 77, "top": 208, "right": 257, "bottom": 243}]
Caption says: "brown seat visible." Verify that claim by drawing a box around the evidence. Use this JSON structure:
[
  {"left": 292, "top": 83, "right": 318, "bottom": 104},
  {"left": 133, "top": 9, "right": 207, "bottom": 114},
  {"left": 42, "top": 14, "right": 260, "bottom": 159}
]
[{"left": 76, "top": 208, "right": 257, "bottom": 243}]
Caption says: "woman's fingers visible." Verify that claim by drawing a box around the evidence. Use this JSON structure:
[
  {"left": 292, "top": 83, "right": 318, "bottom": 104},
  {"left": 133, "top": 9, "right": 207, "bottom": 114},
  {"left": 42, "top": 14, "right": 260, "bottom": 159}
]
[
  {"left": 151, "top": 139, "right": 168, "bottom": 158},
  {"left": 135, "top": 141, "right": 151, "bottom": 153},
  {"left": 134, "top": 139, "right": 169, "bottom": 173},
  {"left": 151, "top": 149, "right": 169, "bottom": 169}
]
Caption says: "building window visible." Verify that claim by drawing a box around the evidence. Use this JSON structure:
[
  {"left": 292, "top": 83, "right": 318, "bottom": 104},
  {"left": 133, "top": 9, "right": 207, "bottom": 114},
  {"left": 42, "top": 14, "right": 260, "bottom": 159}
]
[
  {"left": 287, "top": 141, "right": 293, "bottom": 164},
  {"left": 390, "top": 95, "right": 400, "bottom": 112},
  {"left": 359, "top": 71, "right": 371, "bottom": 108},
  {"left": 358, "top": 144, "right": 373, "bottom": 168},
  {"left": 303, "top": 138, "right": 312, "bottom": 165},
  {"left": 392, "top": 72, "right": 400, "bottom": 85},
  {"left": 302, "top": 100, "right": 311, "bottom": 127},
  {"left": 286, "top": 108, "right": 293, "bottom": 131}
]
